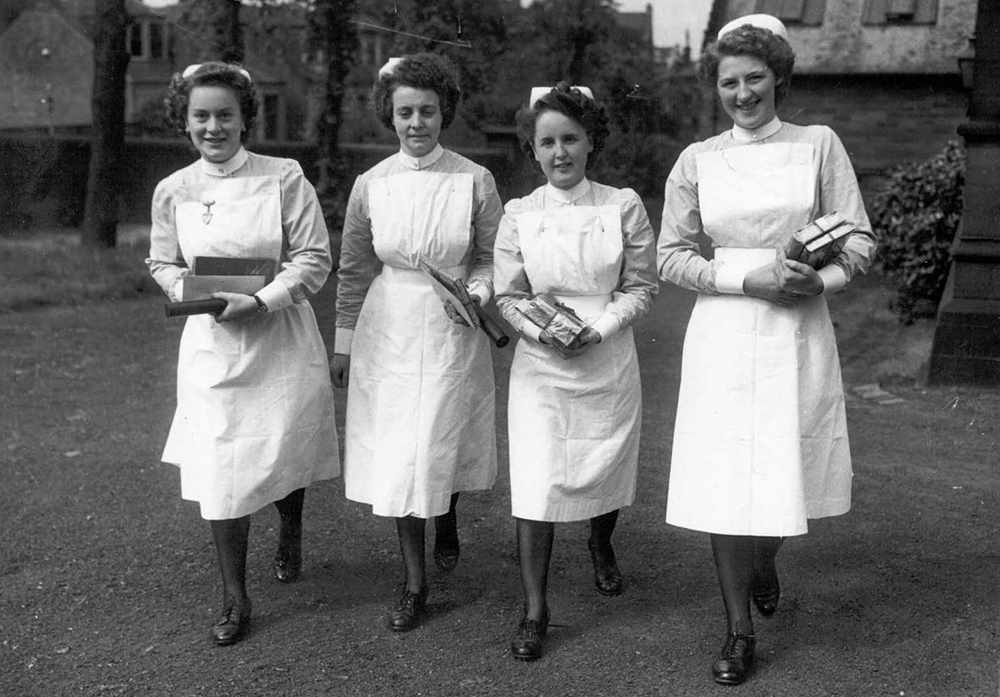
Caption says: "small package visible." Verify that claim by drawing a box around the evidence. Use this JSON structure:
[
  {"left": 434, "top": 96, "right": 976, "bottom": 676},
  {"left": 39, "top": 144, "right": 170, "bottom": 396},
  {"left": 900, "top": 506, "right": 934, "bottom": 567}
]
[
  {"left": 514, "top": 294, "right": 589, "bottom": 347},
  {"left": 785, "top": 212, "right": 856, "bottom": 269}
]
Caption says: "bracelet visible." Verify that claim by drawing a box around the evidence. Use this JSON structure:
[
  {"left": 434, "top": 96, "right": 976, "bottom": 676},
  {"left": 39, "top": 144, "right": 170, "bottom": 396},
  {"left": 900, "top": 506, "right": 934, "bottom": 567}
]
[{"left": 252, "top": 294, "right": 268, "bottom": 314}]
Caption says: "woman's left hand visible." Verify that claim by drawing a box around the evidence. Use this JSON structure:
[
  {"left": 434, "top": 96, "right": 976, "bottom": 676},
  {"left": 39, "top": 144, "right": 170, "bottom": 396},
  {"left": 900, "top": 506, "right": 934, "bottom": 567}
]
[
  {"left": 442, "top": 295, "right": 480, "bottom": 327},
  {"left": 780, "top": 259, "right": 824, "bottom": 299},
  {"left": 212, "top": 292, "right": 261, "bottom": 324},
  {"left": 552, "top": 327, "right": 602, "bottom": 359}
]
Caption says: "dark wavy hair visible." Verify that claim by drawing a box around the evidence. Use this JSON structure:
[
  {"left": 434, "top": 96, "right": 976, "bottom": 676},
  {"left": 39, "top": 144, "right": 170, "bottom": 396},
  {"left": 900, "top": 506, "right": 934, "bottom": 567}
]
[
  {"left": 373, "top": 53, "right": 461, "bottom": 130},
  {"left": 514, "top": 82, "right": 611, "bottom": 161},
  {"left": 164, "top": 62, "right": 258, "bottom": 142},
  {"left": 701, "top": 24, "right": 795, "bottom": 105}
]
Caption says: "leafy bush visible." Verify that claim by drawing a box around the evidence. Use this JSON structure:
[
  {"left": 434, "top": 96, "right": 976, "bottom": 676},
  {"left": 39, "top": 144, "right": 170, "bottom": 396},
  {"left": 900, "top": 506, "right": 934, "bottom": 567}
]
[{"left": 870, "top": 140, "right": 965, "bottom": 323}]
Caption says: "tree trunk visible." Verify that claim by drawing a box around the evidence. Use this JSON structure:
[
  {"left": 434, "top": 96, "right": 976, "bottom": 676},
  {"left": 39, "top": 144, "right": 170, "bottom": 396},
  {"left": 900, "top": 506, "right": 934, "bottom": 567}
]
[
  {"left": 82, "top": 0, "right": 129, "bottom": 248},
  {"left": 310, "top": 0, "right": 358, "bottom": 258}
]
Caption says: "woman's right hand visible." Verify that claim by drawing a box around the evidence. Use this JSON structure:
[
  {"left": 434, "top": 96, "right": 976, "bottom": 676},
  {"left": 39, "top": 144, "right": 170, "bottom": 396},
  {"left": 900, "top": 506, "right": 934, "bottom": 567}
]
[
  {"left": 742, "top": 252, "right": 804, "bottom": 307},
  {"left": 330, "top": 353, "right": 350, "bottom": 388}
]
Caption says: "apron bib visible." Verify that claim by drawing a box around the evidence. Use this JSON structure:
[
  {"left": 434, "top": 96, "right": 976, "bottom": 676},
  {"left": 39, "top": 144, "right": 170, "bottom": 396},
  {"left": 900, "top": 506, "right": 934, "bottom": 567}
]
[
  {"left": 163, "top": 174, "right": 339, "bottom": 520},
  {"left": 344, "top": 170, "right": 497, "bottom": 518},
  {"left": 508, "top": 203, "right": 642, "bottom": 522},
  {"left": 666, "top": 143, "right": 851, "bottom": 536}
]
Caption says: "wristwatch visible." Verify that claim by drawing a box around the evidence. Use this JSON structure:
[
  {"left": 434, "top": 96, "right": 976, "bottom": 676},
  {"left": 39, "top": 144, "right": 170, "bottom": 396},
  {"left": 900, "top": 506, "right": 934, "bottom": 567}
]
[{"left": 252, "top": 294, "right": 268, "bottom": 314}]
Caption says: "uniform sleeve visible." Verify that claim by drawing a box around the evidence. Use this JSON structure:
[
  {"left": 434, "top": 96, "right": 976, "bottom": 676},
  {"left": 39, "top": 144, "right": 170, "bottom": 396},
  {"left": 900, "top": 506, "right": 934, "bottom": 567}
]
[
  {"left": 255, "top": 160, "right": 332, "bottom": 312},
  {"left": 815, "top": 127, "right": 877, "bottom": 294},
  {"left": 657, "top": 146, "right": 725, "bottom": 293},
  {"left": 146, "top": 178, "right": 189, "bottom": 302},
  {"left": 334, "top": 175, "right": 378, "bottom": 354},
  {"left": 493, "top": 199, "right": 543, "bottom": 342},
  {"left": 590, "top": 189, "right": 659, "bottom": 341},
  {"left": 464, "top": 167, "right": 503, "bottom": 304}
]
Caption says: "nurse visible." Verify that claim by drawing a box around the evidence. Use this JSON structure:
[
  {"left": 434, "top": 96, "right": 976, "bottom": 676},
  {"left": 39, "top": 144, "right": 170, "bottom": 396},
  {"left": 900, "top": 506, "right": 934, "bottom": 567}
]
[
  {"left": 657, "top": 15, "right": 876, "bottom": 685},
  {"left": 147, "top": 62, "right": 339, "bottom": 646},
  {"left": 331, "top": 53, "right": 503, "bottom": 632},
  {"left": 494, "top": 83, "right": 658, "bottom": 661}
]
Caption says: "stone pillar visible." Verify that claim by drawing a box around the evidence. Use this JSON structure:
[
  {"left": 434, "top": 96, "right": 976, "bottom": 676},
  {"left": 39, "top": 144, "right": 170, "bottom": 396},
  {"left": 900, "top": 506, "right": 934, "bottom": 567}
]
[{"left": 927, "top": 1, "right": 1000, "bottom": 385}]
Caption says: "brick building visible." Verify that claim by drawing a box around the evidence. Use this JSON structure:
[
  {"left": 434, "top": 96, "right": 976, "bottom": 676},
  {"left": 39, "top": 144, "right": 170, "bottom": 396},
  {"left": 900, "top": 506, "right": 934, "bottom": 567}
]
[{"left": 702, "top": 0, "right": 976, "bottom": 196}]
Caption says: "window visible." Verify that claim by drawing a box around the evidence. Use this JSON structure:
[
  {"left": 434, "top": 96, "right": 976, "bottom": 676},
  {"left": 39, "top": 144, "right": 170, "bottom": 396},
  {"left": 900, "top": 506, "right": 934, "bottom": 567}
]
[
  {"left": 126, "top": 20, "right": 170, "bottom": 60},
  {"left": 754, "top": 0, "right": 826, "bottom": 26},
  {"left": 862, "top": 0, "right": 938, "bottom": 25}
]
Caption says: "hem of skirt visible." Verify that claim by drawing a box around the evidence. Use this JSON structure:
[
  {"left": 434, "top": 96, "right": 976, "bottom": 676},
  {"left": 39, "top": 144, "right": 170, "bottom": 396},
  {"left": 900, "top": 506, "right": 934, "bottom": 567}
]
[
  {"left": 665, "top": 499, "right": 850, "bottom": 537},
  {"left": 512, "top": 495, "right": 634, "bottom": 523},
  {"left": 180, "top": 470, "right": 339, "bottom": 520},
  {"left": 347, "top": 484, "right": 495, "bottom": 519}
]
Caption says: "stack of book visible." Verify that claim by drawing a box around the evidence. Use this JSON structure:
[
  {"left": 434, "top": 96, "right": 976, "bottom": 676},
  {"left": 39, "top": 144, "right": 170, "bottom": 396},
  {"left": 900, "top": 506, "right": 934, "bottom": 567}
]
[
  {"left": 784, "top": 212, "right": 856, "bottom": 269},
  {"left": 514, "top": 294, "right": 588, "bottom": 347}
]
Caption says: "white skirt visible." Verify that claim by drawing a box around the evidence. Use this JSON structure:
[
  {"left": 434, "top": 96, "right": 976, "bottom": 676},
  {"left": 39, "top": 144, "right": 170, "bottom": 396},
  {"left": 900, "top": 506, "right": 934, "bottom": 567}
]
[
  {"left": 344, "top": 265, "right": 497, "bottom": 518},
  {"left": 508, "top": 294, "right": 641, "bottom": 522},
  {"left": 666, "top": 248, "right": 852, "bottom": 537},
  {"left": 164, "top": 302, "right": 340, "bottom": 520}
]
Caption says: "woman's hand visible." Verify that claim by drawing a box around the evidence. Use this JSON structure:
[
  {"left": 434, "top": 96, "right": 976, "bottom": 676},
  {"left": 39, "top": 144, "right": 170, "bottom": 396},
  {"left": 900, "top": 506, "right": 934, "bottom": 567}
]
[
  {"left": 539, "top": 327, "right": 601, "bottom": 359},
  {"left": 442, "top": 295, "right": 480, "bottom": 327},
  {"left": 211, "top": 292, "right": 260, "bottom": 323},
  {"left": 742, "top": 252, "right": 822, "bottom": 306},
  {"left": 330, "top": 353, "right": 350, "bottom": 388}
]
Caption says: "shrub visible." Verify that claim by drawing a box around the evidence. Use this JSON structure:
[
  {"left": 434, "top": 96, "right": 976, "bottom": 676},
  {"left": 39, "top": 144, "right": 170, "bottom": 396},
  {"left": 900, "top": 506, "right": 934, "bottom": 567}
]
[{"left": 870, "top": 140, "right": 965, "bottom": 323}]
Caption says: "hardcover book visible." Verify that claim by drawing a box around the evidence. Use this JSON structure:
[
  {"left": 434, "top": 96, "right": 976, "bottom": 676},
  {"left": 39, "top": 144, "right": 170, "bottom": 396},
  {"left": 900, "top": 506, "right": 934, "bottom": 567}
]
[
  {"left": 180, "top": 256, "right": 276, "bottom": 301},
  {"left": 785, "top": 212, "right": 856, "bottom": 270}
]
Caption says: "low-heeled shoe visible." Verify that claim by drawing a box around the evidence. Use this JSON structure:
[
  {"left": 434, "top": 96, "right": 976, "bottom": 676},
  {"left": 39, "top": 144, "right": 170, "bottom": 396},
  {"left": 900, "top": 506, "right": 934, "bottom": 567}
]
[
  {"left": 711, "top": 632, "right": 755, "bottom": 685},
  {"left": 752, "top": 573, "right": 780, "bottom": 617},
  {"left": 433, "top": 531, "right": 460, "bottom": 573},
  {"left": 587, "top": 538, "right": 624, "bottom": 596},
  {"left": 273, "top": 543, "right": 302, "bottom": 584},
  {"left": 212, "top": 599, "right": 252, "bottom": 647},
  {"left": 510, "top": 608, "right": 549, "bottom": 662},
  {"left": 389, "top": 587, "right": 427, "bottom": 632}
]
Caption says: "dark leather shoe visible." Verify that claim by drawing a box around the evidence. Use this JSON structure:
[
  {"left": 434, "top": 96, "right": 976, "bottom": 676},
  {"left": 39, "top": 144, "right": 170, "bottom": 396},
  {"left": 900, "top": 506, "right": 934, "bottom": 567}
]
[
  {"left": 588, "top": 538, "right": 623, "bottom": 596},
  {"left": 510, "top": 608, "right": 549, "bottom": 661},
  {"left": 433, "top": 518, "right": 460, "bottom": 573},
  {"left": 212, "top": 599, "right": 251, "bottom": 647},
  {"left": 752, "top": 571, "right": 780, "bottom": 617},
  {"left": 273, "top": 542, "right": 302, "bottom": 584},
  {"left": 389, "top": 587, "right": 427, "bottom": 632},
  {"left": 712, "top": 632, "right": 755, "bottom": 685}
]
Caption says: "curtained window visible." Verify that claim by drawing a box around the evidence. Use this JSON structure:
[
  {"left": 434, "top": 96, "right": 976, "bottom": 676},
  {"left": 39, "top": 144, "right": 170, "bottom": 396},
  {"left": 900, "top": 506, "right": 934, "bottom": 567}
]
[
  {"left": 862, "top": 0, "right": 938, "bottom": 24},
  {"left": 754, "top": 0, "right": 826, "bottom": 26}
]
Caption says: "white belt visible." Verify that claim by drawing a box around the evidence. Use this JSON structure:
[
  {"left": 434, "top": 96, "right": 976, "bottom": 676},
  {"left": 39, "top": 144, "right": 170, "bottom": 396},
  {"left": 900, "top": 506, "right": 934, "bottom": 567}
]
[
  {"left": 552, "top": 293, "right": 612, "bottom": 323},
  {"left": 381, "top": 264, "right": 466, "bottom": 284},
  {"left": 715, "top": 247, "right": 777, "bottom": 275}
]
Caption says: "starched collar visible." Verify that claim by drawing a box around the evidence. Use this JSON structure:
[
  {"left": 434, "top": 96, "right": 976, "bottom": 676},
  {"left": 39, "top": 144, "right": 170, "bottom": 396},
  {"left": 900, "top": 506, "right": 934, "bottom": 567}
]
[
  {"left": 545, "top": 178, "right": 592, "bottom": 205},
  {"left": 732, "top": 117, "right": 783, "bottom": 143},
  {"left": 199, "top": 147, "right": 249, "bottom": 177},
  {"left": 398, "top": 144, "right": 444, "bottom": 170}
]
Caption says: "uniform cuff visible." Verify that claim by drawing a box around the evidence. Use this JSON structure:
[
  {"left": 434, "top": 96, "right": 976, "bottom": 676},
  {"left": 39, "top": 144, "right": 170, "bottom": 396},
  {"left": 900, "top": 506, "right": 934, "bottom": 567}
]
[
  {"left": 334, "top": 328, "right": 354, "bottom": 355},
  {"left": 256, "top": 279, "right": 294, "bottom": 312},
  {"left": 819, "top": 264, "right": 848, "bottom": 294},
  {"left": 467, "top": 281, "right": 490, "bottom": 305},
  {"left": 590, "top": 313, "right": 619, "bottom": 342},
  {"left": 715, "top": 264, "right": 747, "bottom": 295},
  {"left": 520, "top": 320, "right": 543, "bottom": 342}
]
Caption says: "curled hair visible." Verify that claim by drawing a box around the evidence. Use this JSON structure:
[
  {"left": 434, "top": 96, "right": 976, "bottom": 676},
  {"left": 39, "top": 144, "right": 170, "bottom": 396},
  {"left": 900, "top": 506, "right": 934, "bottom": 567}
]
[
  {"left": 164, "top": 62, "right": 258, "bottom": 141},
  {"left": 514, "top": 82, "right": 611, "bottom": 161},
  {"left": 701, "top": 25, "right": 795, "bottom": 105},
  {"left": 373, "top": 53, "right": 461, "bottom": 130}
]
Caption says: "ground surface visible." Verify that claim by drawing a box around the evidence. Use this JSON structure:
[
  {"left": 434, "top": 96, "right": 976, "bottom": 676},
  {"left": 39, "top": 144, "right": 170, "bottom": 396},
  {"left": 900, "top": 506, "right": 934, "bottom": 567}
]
[{"left": 1, "top": 256, "right": 997, "bottom": 696}]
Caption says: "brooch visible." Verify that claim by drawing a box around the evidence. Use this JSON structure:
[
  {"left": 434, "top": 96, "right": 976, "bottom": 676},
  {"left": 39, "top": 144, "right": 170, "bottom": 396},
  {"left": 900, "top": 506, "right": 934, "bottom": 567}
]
[{"left": 201, "top": 199, "right": 215, "bottom": 225}]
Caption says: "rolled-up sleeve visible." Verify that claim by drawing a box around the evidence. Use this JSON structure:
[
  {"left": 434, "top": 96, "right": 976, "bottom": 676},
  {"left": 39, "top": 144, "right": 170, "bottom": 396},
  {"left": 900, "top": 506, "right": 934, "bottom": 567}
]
[
  {"left": 334, "top": 175, "right": 378, "bottom": 354},
  {"left": 590, "top": 189, "right": 658, "bottom": 341},
  {"left": 146, "top": 178, "right": 189, "bottom": 302}
]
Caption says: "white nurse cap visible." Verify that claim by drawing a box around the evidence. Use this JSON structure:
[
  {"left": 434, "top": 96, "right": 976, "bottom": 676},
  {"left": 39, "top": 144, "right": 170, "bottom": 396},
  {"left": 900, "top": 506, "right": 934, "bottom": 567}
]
[
  {"left": 529, "top": 85, "right": 595, "bottom": 109},
  {"left": 717, "top": 14, "right": 789, "bottom": 41}
]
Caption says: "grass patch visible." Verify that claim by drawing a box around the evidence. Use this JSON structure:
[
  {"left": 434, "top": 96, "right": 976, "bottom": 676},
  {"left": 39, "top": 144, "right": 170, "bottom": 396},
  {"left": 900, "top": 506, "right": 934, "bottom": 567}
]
[{"left": 0, "top": 225, "right": 160, "bottom": 313}]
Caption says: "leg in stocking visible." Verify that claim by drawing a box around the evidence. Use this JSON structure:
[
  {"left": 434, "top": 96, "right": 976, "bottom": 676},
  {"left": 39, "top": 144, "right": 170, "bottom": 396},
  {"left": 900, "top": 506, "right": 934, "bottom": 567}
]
[
  {"left": 389, "top": 516, "right": 428, "bottom": 632},
  {"left": 272, "top": 488, "right": 305, "bottom": 583},
  {"left": 433, "top": 492, "right": 460, "bottom": 572},
  {"left": 209, "top": 516, "right": 252, "bottom": 645},
  {"left": 511, "top": 518, "right": 553, "bottom": 661},
  {"left": 588, "top": 509, "right": 623, "bottom": 596},
  {"left": 752, "top": 535, "right": 784, "bottom": 616},
  {"left": 710, "top": 533, "right": 756, "bottom": 684}
]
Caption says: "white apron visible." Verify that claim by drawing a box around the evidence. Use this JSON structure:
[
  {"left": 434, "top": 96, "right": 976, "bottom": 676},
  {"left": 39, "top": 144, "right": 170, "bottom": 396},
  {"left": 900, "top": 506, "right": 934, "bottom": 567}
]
[
  {"left": 344, "top": 171, "right": 496, "bottom": 518},
  {"left": 509, "top": 204, "right": 641, "bottom": 522},
  {"left": 163, "top": 175, "right": 339, "bottom": 520},
  {"left": 666, "top": 142, "right": 851, "bottom": 537}
]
